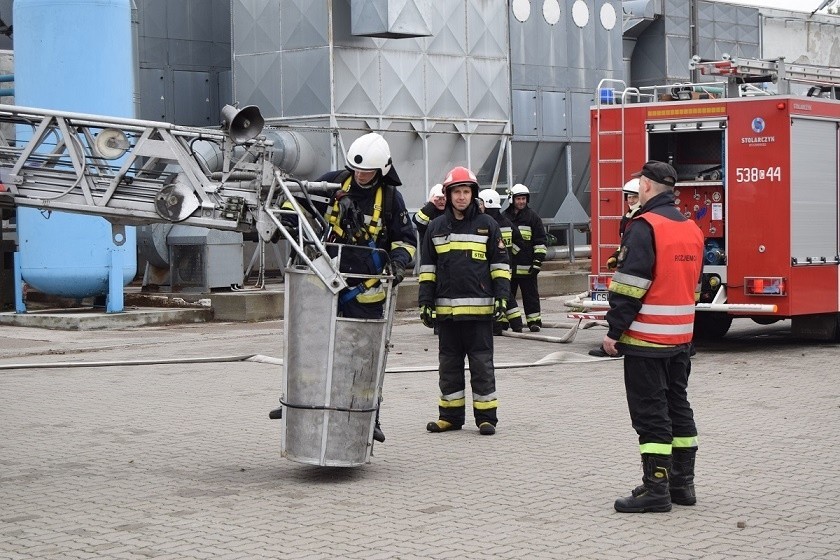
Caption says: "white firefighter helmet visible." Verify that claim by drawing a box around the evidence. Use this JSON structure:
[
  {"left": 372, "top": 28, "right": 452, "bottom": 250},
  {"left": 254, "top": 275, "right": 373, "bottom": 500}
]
[
  {"left": 428, "top": 183, "right": 444, "bottom": 201},
  {"left": 622, "top": 178, "right": 640, "bottom": 195},
  {"left": 345, "top": 132, "right": 392, "bottom": 176},
  {"left": 509, "top": 183, "right": 530, "bottom": 202},
  {"left": 478, "top": 188, "right": 502, "bottom": 209}
]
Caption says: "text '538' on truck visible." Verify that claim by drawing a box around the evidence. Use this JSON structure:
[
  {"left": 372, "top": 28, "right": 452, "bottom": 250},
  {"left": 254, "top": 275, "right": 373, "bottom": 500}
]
[{"left": 584, "top": 56, "right": 840, "bottom": 342}]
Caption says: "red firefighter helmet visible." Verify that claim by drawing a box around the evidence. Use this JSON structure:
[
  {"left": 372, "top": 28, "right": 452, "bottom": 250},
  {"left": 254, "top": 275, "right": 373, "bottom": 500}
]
[{"left": 442, "top": 166, "right": 479, "bottom": 200}]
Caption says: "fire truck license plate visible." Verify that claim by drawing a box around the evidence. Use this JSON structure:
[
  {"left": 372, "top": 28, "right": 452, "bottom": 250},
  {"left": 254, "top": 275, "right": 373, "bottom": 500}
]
[{"left": 592, "top": 291, "right": 609, "bottom": 302}]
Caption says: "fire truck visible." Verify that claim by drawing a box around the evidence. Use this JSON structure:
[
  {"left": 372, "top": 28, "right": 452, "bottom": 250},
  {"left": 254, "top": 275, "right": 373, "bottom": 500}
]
[{"left": 586, "top": 56, "right": 840, "bottom": 341}]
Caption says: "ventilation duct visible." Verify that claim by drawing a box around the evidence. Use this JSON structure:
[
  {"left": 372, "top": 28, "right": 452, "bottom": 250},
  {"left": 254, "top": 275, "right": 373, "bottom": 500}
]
[{"left": 350, "top": 0, "right": 430, "bottom": 39}]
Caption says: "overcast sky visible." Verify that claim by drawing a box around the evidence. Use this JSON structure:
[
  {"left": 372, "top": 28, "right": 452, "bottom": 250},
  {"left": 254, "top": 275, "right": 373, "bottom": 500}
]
[{"left": 707, "top": 0, "right": 835, "bottom": 12}]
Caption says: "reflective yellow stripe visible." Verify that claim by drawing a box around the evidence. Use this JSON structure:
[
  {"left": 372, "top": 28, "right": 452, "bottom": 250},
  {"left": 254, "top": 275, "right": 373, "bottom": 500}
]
[
  {"left": 672, "top": 436, "right": 698, "bottom": 449},
  {"left": 501, "top": 229, "right": 512, "bottom": 247},
  {"left": 639, "top": 442, "right": 672, "bottom": 455},
  {"left": 618, "top": 333, "right": 672, "bottom": 348},
  {"left": 391, "top": 240, "right": 416, "bottom": 258},
  {"left": 609, "top": 281, "right": 647, "bottom": 298},
  {"left": 612, "top": 271, "right": 652, "bottom": 290},
  {"left": 491, "top": 269, "right": 511, "bottom": 280},
  {"left": 419, "top": 272, "right": 436, "bottom": 282},
  {"left": 436, "top": 305, "right": 494, "bottom": 316},
  {"left": 439, "top": 397, "right": 466, "bottom": 408},
  {"left": 434, "top": 241, "right": 488, "bottom": 254},
  {"left": 356, "top": 288, "right": 385, "bottom": 303},
  {"left": 473, "top": 399, "right": 498, "bottom": 410}
]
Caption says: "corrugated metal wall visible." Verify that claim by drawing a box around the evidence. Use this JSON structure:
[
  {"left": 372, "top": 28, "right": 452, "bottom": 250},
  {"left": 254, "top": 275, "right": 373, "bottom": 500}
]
[
  {"left": 629, "top": 0, "right": 760, "bottom": 88},
  {"left": 508, "top": 0, "right": 623, "bottom": 224},
  {"left": 231, "top": 0, "right": 624, "bottom": 224},
  {"left": 136, "top": 0, "right": 231, "bottom": 126},
  {"left": 232, "top": 0, "right": 510, "bottom": 211}
]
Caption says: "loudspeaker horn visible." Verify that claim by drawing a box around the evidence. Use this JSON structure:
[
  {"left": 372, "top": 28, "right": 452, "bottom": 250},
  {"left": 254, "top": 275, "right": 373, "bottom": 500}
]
[{"left": 221, "top": 104, "right": 265, "bottom": 144}]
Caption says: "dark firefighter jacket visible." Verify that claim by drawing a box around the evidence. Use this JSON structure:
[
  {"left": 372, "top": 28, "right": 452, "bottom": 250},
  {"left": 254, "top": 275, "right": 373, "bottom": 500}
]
[
  {"left": 503, "top": 203, "right": 547, "bottom": 276},
  {"left": 418, "top": 201, "right": 511, "bottom": 321},
  {"left": 413, "top": 201, "right": 444, "bottom": 243},
  {"left": 484, "top": 207, "right": 519, "bottom": 257},
  {"left": 314, "top": 169, "right": 416, "bottom": 304}
]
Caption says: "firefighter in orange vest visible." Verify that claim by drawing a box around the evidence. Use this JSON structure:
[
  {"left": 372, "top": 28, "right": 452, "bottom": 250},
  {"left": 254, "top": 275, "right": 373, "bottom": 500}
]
[{"left": 601, "top": 161, "right": 704, "bottom": 513}]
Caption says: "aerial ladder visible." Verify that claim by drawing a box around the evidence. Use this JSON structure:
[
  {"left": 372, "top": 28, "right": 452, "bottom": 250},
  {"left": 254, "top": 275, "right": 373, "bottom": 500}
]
[
  {"left": 0, "top": 102, "right": 349, "bottom": 293},
  {"left": 0, "top": 102, "right": 397, "bottom": 466},
  {"left": 689, "top": 55, "right": 840, "bottom": 98}
]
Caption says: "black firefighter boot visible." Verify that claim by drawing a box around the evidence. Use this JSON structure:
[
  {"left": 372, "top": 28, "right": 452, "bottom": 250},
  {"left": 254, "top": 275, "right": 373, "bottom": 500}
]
[
  {"left": 630, "top": 448, "right": 697, "bottom": 505},
  {"left": 614, "top": 454, "right": 672, "bottom": 513},
  {"left": 669, "top": 448, "right": 697, "bottom": 505}
]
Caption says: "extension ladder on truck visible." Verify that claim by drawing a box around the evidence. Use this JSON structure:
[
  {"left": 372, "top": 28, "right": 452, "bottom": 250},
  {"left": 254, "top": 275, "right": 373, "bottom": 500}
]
[
  {"left": 591, "top": 79, "right": 645, "bottom": 271},
  {"left": 690, "top": 55, "right": 840, "bottom": 98}
]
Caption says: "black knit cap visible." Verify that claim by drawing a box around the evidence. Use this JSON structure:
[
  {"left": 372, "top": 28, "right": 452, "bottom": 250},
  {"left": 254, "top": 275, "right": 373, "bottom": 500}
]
[{"left": 632, "top": 161, "right": 677, "bottom": 188}]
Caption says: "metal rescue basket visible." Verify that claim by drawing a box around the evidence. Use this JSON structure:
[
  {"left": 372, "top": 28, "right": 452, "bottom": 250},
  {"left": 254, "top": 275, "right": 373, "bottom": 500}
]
[
  {"left": 281, "top": 248, "right": 397, "bottom": 467},
  {"left": 264, "top": 174, "right": 398, "bottom": 467}
]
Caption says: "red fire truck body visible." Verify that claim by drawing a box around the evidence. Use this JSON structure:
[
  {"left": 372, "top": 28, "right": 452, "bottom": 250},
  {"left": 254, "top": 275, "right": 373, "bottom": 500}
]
[{"left": 589, "top": 59, "right": 840, "bottom": 339}]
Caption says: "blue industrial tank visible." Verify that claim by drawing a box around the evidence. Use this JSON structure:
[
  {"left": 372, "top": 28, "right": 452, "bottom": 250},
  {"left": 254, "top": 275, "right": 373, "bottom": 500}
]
[{"left": 13, "top": 0, "right": 137, "bottom": 305}]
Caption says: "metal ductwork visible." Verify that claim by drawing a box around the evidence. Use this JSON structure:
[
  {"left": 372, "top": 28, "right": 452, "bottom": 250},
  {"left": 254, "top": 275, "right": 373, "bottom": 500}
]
[
  {"left": 264, "top": 130, "right": 317, "bottom": 176},
  {"left": 350, "top": 0, "right": 430, "bottom": 39}
]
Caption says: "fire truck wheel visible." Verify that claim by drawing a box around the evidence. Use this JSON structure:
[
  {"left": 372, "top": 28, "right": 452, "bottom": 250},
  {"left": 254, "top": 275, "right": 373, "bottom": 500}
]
[{"left": 693, "top": 312, "right": 732, "bottom": 340}]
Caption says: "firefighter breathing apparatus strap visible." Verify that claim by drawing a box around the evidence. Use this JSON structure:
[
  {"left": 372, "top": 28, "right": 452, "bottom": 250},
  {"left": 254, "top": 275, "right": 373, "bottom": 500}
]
[{"left": 329, "top": 173, "right": 390, "bottom": 243}]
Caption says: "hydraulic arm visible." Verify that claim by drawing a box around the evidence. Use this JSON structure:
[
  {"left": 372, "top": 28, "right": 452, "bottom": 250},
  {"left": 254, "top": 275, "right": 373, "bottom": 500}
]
[{"left": 0, "top": 103, "right": 348, "bottom": 292}]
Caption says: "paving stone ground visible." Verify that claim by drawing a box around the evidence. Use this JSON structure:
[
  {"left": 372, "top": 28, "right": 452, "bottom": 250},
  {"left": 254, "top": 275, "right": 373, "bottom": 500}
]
[{"left": 1, "top": 296, "right": 839, "bottom": 559}]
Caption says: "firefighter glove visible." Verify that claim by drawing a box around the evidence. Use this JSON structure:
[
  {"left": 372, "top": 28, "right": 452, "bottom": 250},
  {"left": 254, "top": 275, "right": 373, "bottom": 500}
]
[
  {"left": 606, "top": 255, "right": 618, "bottom": 270},
  {"left": 529, "top": 260, "right": 542, "bottom": 275},
  {"left": 391, "top": 260, "right": 406, "bottom": 286},
  {"left": 278, "top": 214, "right": 299, "bottom": 241},
  {"left": 420, "top": 305, "right": 436, "bottom": 329},
  {"left": 493, "top": 298, "right": 507, "bottom": 322},
  {"left": 336, "top": 192, "right": 363, "bottom": 238}
]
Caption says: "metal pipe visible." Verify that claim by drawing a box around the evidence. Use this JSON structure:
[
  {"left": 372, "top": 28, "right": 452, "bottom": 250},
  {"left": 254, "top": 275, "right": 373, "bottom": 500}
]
[{"left": 546, "top": 244, "right": 591, "bottom": 260}]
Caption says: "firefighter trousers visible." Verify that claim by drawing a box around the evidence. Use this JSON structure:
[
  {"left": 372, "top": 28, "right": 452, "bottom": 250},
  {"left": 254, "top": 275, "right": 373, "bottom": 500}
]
[
  {"left": 623, "top": 349, "right": 697, "bottom": 454},
  {"left": 436, "top": 320, "right": 498, "bottom": 427},
  {"left": 511, "top": 273, "right": 541, "bottom": 326}
]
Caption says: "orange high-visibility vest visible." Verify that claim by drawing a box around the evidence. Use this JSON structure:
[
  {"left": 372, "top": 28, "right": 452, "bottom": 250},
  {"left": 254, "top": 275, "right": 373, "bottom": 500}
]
[{"left": 623, "top": 213, "right": 704, "bottom": 345}]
